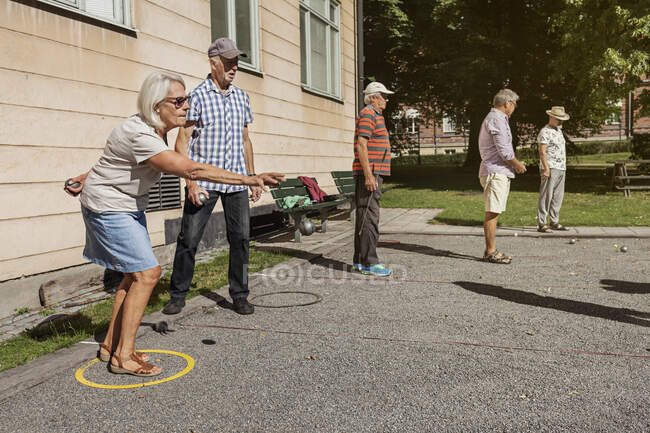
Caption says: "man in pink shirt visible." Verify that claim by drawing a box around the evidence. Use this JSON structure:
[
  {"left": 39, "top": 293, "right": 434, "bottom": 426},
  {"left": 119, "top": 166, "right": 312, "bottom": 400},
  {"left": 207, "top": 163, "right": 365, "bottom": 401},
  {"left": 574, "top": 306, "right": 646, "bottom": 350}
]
[{"left": 478, "top": 89, "right": 527, "bottom": 264}]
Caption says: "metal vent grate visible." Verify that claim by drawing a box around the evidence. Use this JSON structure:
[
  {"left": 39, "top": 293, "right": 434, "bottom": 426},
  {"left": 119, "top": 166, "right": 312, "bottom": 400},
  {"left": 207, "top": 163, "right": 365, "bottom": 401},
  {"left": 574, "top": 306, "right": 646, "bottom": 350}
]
[{"left": 147, "top": 174, "right": 181, "bottom": 211}]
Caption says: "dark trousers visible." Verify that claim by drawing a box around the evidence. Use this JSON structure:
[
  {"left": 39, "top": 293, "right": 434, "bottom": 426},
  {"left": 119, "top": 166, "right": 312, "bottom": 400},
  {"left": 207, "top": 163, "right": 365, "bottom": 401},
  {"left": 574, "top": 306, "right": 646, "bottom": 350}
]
[
  {"left": 169, "top": 188, "right": 250, "bottom": 301},
  {"left": 353, "top": 174, "right": 383, "bottom": 267}
]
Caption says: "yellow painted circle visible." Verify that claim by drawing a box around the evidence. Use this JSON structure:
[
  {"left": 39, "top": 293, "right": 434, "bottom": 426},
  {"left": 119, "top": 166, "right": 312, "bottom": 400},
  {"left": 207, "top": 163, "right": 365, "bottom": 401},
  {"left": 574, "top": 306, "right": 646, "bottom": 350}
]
[{"left": 75, "top": 349, "right": 195, "bottom": 389}]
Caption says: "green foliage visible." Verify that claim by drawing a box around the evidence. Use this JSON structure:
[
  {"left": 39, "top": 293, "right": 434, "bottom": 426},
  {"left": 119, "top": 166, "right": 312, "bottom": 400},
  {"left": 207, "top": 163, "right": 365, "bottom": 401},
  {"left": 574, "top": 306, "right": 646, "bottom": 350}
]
[
  {"left": 14, "top": 307, "right": 29, "bottom": 317},
  {"left": 364, "top": 0, "right": 650, "bottom": 167},
  {"left": 630, "top": 133, "right": 650, "bottom": 160},
  {"left": 392, "top": 152, "right": 467, "bottom": 167}
]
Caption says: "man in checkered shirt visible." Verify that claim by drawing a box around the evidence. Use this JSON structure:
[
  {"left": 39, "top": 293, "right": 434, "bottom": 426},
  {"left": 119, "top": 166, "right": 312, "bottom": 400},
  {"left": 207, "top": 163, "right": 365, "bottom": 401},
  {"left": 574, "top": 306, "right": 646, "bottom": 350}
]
[{"left": 164, "top": 38, "right": 261, "bottom": 316}]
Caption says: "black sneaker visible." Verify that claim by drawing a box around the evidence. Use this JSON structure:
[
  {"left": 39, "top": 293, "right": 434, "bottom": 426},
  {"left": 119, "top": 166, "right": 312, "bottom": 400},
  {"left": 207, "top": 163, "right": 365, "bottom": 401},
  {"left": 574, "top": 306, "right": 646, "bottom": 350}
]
[
  {"left": 162, "top": 299, "right": 185, "bottom": 315},
  {"left": 232, "top": 298, "right": 254, "bottom": 315}
]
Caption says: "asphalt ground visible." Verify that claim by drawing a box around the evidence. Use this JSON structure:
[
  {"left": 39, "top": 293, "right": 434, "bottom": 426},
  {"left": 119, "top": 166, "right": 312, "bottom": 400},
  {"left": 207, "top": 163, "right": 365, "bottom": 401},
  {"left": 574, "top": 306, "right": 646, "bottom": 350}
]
[{"left": 1, "top": 234, "right": 648, "bottom": 433}]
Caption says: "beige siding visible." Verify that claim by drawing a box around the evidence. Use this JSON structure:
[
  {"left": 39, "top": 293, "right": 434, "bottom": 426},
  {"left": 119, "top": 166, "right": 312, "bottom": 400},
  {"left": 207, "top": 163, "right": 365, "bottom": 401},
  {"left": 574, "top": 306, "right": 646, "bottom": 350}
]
[{"left": 0, "top": 0, "right": 357, "bottom": 281}]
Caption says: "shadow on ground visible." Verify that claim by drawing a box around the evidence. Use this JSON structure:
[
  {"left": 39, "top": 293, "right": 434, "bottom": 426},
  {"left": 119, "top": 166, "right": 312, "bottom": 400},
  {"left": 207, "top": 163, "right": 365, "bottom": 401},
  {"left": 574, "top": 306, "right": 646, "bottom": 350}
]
[
  {"left": 378, "top": 241, "right": 482, "bottom": 261},
  {"left": 600, "top": 279, "right": 650, "bottom": 294},
  {"left": 454, "top": 281, "right": 650, "bottom": 327}
]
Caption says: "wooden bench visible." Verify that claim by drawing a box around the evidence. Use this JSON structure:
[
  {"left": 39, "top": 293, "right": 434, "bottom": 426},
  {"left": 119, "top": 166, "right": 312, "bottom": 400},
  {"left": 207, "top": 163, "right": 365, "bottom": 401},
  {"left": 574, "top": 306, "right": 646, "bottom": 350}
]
[
  {"left": 270, "top": 178, "right": 350, "bottom": 242},
  {"left": 608, "top": 160, "right": 650, "bottom": 197},
  {"left": 331, "top": 170, "right": 393, "bottom": 225}
]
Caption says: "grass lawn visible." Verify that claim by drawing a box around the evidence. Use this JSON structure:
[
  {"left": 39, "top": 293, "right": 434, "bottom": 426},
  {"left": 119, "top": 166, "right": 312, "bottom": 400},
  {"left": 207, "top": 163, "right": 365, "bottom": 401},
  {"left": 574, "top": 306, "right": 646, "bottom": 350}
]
[
  {"left": 382, "top": 164, "right": 649, "bottom": 227},
  {"left": 0, "top": 248, "right": 292, "bottom": 373}
]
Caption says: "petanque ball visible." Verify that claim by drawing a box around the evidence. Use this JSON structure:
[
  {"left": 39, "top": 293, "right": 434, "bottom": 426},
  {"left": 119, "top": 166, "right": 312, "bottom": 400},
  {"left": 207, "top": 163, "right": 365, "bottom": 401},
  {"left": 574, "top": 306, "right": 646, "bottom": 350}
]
[
  {"left": 198, "top": 193, "right": 208, "bottom": 204},
  {"left": 299, "top": 219, "right": 315, "bottom": 236},
  {"left": 65, "top": 179, "right": 80, "bottom": 189},
  {"left": 154, "top": 321, "right": 168, "bottom": 333},
  {"left": 620, "top": 246, "right": 628, "bottom": 253},
  {"left": 569, "top": 238, "right": 576, "bottom": 244}
]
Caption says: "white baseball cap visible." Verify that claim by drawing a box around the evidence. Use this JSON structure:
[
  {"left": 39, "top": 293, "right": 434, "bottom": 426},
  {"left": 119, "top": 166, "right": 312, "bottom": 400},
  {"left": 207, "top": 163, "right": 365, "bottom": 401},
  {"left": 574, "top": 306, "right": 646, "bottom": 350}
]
[{"left": 363, "top": 81, "right": 394, "bottom": 95}]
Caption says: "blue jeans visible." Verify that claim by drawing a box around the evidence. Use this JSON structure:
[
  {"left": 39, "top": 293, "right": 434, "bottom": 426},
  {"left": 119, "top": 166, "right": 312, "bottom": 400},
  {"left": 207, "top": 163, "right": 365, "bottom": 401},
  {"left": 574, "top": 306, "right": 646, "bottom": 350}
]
[{"left": 169, "top": 188, "right": 250, "bottom": 301}]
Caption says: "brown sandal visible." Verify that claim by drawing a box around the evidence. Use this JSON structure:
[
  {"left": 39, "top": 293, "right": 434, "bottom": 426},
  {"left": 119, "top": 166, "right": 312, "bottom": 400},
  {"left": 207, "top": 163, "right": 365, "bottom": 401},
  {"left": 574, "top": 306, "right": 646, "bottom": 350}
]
[
  {"left": 98, "top": 343, "right": 150, "bottom": 362},
  {"left": 550, "top": 223, "right": 568, "bottom": 231},
  {"left": 537, "top": 225, "right": 553, "bottom": 233},
  {"left": 110, "top": 352, "right": 162, "bottom": 377},
  {"left": 483, "top": 250, "right": 512, "bottom": 264}
]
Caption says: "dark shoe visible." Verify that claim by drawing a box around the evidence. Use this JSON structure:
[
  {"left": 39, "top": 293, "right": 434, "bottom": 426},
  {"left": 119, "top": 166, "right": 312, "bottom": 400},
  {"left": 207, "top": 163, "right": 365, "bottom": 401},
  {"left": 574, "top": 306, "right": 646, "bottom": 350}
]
[
  {"left": 162, "top": 299, "right": 185, "bottom": 315},
  {"left": 232, "top": 298, "right": 254, "bottom": 315}
]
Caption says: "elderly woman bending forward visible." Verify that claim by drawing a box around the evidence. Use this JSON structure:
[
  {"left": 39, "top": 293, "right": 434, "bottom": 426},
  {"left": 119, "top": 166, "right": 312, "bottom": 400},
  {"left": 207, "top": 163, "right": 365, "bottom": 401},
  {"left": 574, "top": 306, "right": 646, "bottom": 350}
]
[{"left": 66, "top": 71, "right": 284, "bottom": 376}]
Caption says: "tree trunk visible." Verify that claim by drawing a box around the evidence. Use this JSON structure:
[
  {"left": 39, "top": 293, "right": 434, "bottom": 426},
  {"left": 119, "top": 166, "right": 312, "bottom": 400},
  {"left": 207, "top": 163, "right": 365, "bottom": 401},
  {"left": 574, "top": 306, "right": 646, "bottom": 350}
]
[{"left": 463, "top": 106, "right": 485, "bottom": 170}]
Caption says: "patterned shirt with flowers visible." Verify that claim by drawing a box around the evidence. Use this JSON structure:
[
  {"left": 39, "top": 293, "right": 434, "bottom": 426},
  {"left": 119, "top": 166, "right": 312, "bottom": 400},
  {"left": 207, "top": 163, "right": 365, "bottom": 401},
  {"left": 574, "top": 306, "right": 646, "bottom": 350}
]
[{"left": 537, "top": 125, "right": 566, "bottom": 170}]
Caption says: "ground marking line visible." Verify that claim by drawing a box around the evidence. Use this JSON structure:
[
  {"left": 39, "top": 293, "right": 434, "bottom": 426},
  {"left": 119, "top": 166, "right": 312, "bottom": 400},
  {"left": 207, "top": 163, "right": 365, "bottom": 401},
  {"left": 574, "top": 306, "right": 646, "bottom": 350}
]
[
  {"left": 179, "top": 323, "right": 650, "bottom": 359},
  {"left": 75, "top": 349, "right": 194, "bottom": 389}
]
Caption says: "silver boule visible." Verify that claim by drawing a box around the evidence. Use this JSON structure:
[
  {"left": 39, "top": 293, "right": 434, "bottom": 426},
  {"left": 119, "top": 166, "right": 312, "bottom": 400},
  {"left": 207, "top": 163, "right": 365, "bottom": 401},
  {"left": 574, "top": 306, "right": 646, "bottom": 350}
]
[
  {"left": 198, "top": 192, "right": 208, "bottom": 204},
  {"left": 569, "top": 238, "right": 576, "bottom": 244},
  {"left": 298, "top": 219, "right": 315, "bottom": 236},
  {"left": 620, "top": 246, "right": 628, "bottom": 253}
]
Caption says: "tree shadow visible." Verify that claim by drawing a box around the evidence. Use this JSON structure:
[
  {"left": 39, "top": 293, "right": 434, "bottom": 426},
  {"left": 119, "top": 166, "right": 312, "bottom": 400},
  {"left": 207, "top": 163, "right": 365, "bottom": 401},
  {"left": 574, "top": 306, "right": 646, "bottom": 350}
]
[
  {"left": 600, "top": 279, "right": 650, "bottom": 295},
  {"left": 454, "top": 281, "right": 650, "bottom": 327},
  {"left": 378, "top": 241, "right": 482, "bottom": 262}
]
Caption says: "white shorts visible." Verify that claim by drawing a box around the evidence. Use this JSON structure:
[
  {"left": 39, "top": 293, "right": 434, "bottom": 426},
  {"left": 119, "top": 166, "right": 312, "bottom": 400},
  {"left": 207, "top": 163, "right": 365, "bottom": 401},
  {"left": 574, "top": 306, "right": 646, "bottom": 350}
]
[{"left": 480, "top": 173, "right": 511, "bottom": 214}]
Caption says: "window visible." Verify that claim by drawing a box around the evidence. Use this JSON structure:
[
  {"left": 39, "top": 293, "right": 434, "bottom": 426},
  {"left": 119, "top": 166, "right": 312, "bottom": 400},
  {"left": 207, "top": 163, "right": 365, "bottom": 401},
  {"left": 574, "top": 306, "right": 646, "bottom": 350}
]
[
  {"left": 36, "top": 0, "right": 132, "bottom": 26},
  {"left": 211, "top": 0, "right": 260, "bottom": 71},
  {"left": 147, "top": 174, "right": 181, "bottom": 212},
  {"left": 605, "top": 101, "right": 623, "bottom": 125},
  {"left": 405, "top": 109, "right": 419, "bottom": 134},
  {"left": 442, "top": 115, "right": 456, "bottom": 133},
  {"left": 300, "top": 0, "right": 341, "bottom": 99}
]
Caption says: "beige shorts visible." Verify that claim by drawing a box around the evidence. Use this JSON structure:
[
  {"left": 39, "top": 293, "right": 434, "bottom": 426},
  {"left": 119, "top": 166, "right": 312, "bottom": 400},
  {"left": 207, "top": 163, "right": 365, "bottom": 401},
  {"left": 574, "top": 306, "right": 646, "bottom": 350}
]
[{"left": 480, "top": 173, "right": 511, "bottom": 214}]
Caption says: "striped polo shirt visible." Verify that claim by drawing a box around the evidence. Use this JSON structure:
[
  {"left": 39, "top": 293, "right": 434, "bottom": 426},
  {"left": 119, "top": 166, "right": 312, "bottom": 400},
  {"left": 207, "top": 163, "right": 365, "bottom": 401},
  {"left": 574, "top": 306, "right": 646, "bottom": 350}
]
[
  {"left": 186, "top": 75, "right": 253, "bottom": 193},
  {"left": 352, "top": 105, "right": 391, "bottom": 176}
]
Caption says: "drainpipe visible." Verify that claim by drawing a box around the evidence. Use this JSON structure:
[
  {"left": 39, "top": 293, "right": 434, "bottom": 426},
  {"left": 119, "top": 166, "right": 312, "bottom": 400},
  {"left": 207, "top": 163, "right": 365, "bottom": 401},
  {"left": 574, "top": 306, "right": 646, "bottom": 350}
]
[
  {"left": 356, "top": 0, "right": 364, "bottom": 112},
  {"left": 627, "top": 91, "right": 633, "bottom": 138}
]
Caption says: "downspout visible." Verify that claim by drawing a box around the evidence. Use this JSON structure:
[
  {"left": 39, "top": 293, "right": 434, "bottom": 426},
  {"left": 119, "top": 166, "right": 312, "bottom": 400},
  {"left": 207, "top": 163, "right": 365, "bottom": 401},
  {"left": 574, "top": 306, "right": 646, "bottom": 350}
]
[
  {"left": 356, "top": 0, "right": 364, "bottom": 112},
  {"left": 627, "top": 91, "right": 633, "bottom": 138}
]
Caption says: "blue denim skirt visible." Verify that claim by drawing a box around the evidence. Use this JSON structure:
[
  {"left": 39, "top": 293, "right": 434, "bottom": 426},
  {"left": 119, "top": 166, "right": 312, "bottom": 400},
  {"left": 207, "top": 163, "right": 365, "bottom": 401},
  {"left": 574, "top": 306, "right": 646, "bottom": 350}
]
[{"left": 81, "top": 206, "right": 159, "bottom": 273}]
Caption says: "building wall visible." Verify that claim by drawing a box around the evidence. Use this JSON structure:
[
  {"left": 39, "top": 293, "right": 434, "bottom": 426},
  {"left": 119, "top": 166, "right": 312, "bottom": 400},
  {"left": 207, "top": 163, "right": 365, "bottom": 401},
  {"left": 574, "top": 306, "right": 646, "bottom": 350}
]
[{"left": 0, "top": 0, "right": 358, "bottom": 282}]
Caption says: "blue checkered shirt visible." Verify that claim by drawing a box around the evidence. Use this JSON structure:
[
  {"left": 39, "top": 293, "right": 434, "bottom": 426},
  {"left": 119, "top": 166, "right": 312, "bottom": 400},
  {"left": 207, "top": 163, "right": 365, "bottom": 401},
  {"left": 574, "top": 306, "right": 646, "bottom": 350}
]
[{"left": 186, "top": 75, "right": 254, "bottom": 192}]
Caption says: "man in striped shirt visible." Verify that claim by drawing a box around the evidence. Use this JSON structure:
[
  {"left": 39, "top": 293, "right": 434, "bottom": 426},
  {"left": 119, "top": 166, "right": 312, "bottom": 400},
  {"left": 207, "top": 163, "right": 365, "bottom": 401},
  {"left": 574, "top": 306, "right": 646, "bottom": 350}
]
[
  {"left": 352, "top": 82, "right": 394, "bottom": 277},
  {"left": 163, "top": 38, "right": 260, "bottom": 316}
]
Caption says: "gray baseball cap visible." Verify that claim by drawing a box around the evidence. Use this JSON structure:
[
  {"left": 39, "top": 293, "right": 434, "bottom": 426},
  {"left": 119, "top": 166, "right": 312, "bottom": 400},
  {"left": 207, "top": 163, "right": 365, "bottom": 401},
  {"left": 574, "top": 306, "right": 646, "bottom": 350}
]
[{"left": 207, "top": 37, "right": 248, "bottom": 59}]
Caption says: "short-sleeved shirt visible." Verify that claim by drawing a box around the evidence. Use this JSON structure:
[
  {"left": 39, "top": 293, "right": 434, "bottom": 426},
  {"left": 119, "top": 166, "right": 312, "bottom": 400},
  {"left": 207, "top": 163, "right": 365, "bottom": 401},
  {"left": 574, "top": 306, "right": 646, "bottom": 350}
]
[
  {"left": 537, "top": 125, "right": 566, "bottom": 170},
  {"left": 186, "top": 75, "right": 254, "bottom": 193},
  {"left": 80, "top": 115, "right": 169, "bottom": 213},
  {"left": 478, "top": 108, "right": 516, "bottom": 179},
  {"left": 352, "top": 105, "right": 391, "bottom": 176}
]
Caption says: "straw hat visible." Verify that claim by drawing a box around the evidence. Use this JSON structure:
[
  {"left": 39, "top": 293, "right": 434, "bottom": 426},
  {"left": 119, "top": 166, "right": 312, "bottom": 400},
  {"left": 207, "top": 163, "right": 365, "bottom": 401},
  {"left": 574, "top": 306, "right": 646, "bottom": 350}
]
[{"left": 546, "top": 106, "right": 570, "bottom": 121}]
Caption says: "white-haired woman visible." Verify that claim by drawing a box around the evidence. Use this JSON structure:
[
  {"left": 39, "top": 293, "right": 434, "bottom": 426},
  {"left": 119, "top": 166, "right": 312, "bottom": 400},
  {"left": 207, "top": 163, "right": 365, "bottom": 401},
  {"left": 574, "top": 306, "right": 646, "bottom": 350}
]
[{"left": 65, "top": 71, "right": 283, "bottom": 376}]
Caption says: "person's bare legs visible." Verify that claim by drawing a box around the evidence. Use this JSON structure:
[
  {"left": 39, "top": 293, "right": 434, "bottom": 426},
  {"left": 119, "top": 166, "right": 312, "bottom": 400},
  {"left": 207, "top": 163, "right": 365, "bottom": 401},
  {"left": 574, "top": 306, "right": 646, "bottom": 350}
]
[
  {"left": 111, "top": 266, "right": 162, "bottom": 373},
  {"left": 484, "top": 211, "right": 500, "bottom": 255},
  {"left": 100, "top": 274, "right": 133, "bottom": 359}
]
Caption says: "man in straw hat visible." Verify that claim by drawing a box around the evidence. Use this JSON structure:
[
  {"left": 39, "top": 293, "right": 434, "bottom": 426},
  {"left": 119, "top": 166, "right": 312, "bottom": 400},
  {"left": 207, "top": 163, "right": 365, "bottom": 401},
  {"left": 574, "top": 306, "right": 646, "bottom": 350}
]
[
  {"left": 352, "top": 81, "right": 394, "bottom": 276},
  {"left": 537, "top": 106, "right": 570, "bottom": 233}
]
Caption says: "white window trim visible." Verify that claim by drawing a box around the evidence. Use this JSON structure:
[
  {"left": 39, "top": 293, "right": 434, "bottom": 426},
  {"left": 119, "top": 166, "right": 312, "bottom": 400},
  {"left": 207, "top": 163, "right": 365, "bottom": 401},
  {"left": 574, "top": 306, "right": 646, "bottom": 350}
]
[
  {"left": 214, "top": 0, "right": 261, "bottom": 72},
  {"left": 300, "top": 0, "right": 342, "bottom": 100},
  {"left": 36, "top": 0, "right": 133, "bottom": 29},
  {"left": 442, "top": 115, "right": 456, "bottom": 133},
  {"left": 605, "top": 101, "right": 623, "bottom": 125}
]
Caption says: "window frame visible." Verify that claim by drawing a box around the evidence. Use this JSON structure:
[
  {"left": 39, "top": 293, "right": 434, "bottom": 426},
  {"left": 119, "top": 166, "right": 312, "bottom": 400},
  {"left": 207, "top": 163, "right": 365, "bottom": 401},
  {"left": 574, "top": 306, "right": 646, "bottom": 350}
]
[
  {"left": 442, "top": 115, "right": 456, "bottom": 134},
  {"left": 210, "top": 0, "right": 261, "bottom": 73},
  {"left": 299, "top": 0, "right": 342, "bottom": 100},
  {"left": 35, "top": 0, "right": 133, "bottom": 29}
]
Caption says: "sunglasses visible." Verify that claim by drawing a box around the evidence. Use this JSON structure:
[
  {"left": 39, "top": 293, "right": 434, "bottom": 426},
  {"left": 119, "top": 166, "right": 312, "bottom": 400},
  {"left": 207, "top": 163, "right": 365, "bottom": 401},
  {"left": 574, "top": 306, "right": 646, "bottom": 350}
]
[{"left": 163, "top": 96, "right": 190, "bottom": 108}]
